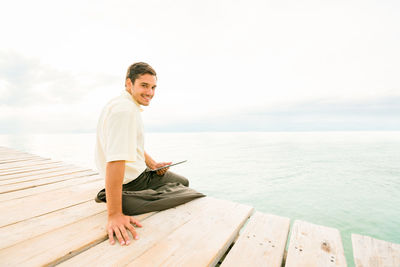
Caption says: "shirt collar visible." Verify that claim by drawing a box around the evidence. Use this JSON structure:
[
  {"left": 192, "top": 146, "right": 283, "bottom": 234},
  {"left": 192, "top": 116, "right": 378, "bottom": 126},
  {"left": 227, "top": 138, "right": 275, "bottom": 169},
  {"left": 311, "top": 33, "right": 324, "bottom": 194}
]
[{"left": 122, "top": 90, "right": 143, "bottom": 111}]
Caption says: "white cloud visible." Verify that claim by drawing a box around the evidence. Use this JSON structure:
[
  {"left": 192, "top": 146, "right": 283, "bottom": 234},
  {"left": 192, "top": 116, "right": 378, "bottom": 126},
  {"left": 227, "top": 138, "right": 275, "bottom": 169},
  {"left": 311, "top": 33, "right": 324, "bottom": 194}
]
[{"left": 1, "top": 0, "right": 399, "bottom": 133}]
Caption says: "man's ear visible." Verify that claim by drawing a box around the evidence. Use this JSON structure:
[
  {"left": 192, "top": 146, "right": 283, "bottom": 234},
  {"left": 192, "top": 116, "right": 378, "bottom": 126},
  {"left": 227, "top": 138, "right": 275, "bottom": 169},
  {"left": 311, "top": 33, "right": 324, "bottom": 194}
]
[{"left": 125, "top": 78, "right": 132, "bottom": 88}]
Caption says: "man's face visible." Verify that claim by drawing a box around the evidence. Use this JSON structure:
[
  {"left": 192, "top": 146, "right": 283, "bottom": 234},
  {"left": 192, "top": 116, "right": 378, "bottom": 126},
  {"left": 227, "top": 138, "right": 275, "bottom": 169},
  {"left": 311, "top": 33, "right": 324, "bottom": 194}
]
[{"left": 127, "top": 74, "right": 157, "bottom": 106}]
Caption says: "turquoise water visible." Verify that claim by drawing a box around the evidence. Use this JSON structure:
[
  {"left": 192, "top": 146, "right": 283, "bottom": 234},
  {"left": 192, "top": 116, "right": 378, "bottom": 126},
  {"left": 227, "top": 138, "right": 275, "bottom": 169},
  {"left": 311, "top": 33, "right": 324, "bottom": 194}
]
[{"left": 1, "top": 131, "right": 399, "bottom": 266}]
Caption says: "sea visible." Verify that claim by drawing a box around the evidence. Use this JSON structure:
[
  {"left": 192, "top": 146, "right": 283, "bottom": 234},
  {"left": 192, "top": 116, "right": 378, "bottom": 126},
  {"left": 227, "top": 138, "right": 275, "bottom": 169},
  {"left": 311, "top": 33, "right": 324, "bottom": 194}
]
[{"left": 1, "top": 131, "right": 399, "bottom": 266}]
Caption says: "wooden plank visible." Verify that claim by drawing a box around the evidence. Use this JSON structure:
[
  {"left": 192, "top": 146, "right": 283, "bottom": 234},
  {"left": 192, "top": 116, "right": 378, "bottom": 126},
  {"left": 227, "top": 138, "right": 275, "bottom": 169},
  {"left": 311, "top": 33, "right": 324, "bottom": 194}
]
[
  {"left": 0, "top": 155, "right": 29, "bottom": 159},
  {"left": 126, "top": 200, "right": 254, "bottom": 267},
  {"left": 0, "top": 164, "right": 74, "bottom": 181},
  {"left": 0, "top": 169, "right": 97, "bottom": 194},
  {"left": 0, "top": 168, "right": 96, "bottom": 188},
  {"left": 220, "top": 212, "right": 290, "bottom": 267},
  {"left": 0, "top": 174, "right": 102, "bottom": 201},
  {"left": 352, "top": 234, "right": 400, "bottom": 267},
  {"left": 0, "top": 158, "right": 51, "bottom": 170},
  {"left": 0, "top": 158, "right": 53, "bottom": 169},
  {"left": 285, "top": 220, "right": 347, "bottom": 267},
  {"left": 0, "top": 161, "right": 66, "bottom": 176},
  {"left": 0, "top": 158, "right": 52, "bottom": 170},
  {"left": 0, "top": 162, "right": 64, "bottom": 176},
  {"left": 57, "top": 197, "right": 241, "bottom": 267},
  {"left": 0, "top": 165, "right": 93, "bottom": 183},
  {"left": 0, "top": 211, "right": 154, "bottom": 267},
  {"left": 0, "top": 179, "right": 103, "bottom": 227},
  {"left": 0, "top": 200, "right": 107, "bottom": 250},
  {"left": 0, "top": 156, "right": 43, "bottom": 164}
]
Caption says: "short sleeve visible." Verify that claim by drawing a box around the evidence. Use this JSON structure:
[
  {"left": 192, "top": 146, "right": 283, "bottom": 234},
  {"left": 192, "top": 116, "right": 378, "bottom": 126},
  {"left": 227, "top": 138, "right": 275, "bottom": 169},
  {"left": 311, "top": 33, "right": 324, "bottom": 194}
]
[{"left": 104, "top": 106, "right": 137, "bottom": 162}]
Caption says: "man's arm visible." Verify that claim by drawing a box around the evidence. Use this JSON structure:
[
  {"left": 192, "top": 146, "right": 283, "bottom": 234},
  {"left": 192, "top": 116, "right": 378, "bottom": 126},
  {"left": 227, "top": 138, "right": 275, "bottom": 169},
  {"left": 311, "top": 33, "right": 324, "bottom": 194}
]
[
  {"left": 144, "top": 151, "right": 171, "bottom": 176},
  {"left": 105, "top": 160, "right": 142, "bottom": 245}
]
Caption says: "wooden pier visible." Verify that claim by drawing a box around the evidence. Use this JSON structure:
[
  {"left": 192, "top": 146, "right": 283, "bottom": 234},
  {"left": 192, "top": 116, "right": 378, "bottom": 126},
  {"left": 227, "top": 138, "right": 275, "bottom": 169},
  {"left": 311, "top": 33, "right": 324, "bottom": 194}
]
[{"left": 0, "top": 146, "right": 399, "bottom": 266}]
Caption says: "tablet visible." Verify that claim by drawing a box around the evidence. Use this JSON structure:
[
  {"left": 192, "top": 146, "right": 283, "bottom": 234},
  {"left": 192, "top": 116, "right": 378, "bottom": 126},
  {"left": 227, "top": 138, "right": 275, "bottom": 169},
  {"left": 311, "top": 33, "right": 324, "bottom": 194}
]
[{"left": 147, "top": 160, "right": 187, "bottom": 172}]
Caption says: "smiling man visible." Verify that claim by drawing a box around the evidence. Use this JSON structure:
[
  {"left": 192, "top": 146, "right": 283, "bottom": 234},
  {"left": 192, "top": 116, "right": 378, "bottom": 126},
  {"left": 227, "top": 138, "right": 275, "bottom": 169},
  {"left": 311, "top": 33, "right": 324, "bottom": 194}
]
[{"left": 94, "top": 62, "right": 204, "bottom": 247}]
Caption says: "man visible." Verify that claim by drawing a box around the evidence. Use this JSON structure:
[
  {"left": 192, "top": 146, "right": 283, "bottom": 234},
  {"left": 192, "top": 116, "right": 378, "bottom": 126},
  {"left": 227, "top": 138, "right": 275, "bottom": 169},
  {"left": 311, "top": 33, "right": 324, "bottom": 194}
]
[{"left": 94, "top": 62, "right": 204, "bottom": 246}]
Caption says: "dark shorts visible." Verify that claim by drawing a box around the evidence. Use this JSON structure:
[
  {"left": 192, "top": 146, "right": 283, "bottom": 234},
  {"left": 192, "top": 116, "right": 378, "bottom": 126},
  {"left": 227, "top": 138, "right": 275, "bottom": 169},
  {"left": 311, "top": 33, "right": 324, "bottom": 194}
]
[{"left": 95, "top": 169, "right": 205, "bottom": 215}]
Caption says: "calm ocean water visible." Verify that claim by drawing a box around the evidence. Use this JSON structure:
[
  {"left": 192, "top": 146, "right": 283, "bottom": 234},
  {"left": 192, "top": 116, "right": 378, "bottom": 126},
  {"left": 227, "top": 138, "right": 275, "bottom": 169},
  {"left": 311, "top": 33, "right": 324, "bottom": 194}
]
[{"left": 1, "top": 131, "right": 399, "bottom": 266}]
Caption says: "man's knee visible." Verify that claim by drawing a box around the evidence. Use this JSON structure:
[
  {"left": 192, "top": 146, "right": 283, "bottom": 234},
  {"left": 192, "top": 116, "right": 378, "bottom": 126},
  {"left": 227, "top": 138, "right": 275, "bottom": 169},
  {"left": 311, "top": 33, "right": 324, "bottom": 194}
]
[
  {"left": 166, "top": 171, "right": 189, "bottom": 186},
  {"left": 176, "top": 174, "right": 189, "bottom": 186},
  {"left": 181, "top": 177, "right": 189, "bottom": 187}
]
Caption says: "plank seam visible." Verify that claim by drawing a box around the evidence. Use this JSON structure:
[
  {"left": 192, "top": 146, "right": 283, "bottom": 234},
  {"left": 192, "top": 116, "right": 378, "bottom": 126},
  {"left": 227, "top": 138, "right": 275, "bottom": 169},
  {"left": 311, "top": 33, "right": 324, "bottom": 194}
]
[
  {"left": 0, "top": 173, "right": 100, "bottom": 194},
  {"left": 0, "top": 168, "right": 95, "bottom": 183},
  {"left": 0, "top": 161, "right": 62, "bottom": 173},
  {"left": 0, "top": 200, "right": 96, "bottom": 228},
  {"left": 0, "top": 157, "right": 44, "bottom": 164},
  {"left": 0, "top": 164, "right": 80, "bottom": 177},
  {"left": 0, "top": 177, "right": 103, "bottom": 201},
  {"left": 210, "top": 205, "right": 255, "bottom": 267}
]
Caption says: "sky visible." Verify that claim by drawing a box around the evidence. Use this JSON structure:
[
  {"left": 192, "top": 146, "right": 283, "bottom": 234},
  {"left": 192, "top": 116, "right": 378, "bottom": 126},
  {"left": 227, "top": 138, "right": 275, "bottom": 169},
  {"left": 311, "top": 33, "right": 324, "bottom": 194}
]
[{"left": 0, "top": 0, "right": 399, "bottom": 133}]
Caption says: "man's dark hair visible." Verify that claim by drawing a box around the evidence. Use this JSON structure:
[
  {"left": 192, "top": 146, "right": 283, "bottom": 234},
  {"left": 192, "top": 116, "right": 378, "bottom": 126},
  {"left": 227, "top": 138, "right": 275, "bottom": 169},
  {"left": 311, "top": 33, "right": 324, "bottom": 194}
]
[{"left": 125, "top": 62, "right": 157, "bottom": 87}]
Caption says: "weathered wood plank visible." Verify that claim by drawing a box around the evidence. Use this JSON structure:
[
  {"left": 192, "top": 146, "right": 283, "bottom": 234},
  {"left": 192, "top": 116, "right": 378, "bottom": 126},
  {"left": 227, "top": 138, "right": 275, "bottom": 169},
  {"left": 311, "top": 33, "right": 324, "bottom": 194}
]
[
  {"left": 0, "top": 164, "right": 75, "bottom": 181},
  {"left": 58, "top": 197, "right": 239, "bottom": 267},
  {"left": 0, "top": 179, "right": 103, "bottom": 227},
  {"left": 0, "top": 169, "right": 98, "bottom": 195},
  {"left": 0, "top": 174, "right": 102, "bottom": 201},
  {"left": 285, "top": 220, "right": 347, "bottom": 267},
  {"left": 0, "top": 201, "right": 106, "bottom": 250},
  {"left": 0, "top": 165, "right": 93, "bottom": 183},
  {"left": 352, "top": 234, "right": 400, "bottom": 267},
  {"left": 126, "top": 199, "right": 254, "bottom": 267},
  {"left": 0, "top": 156, "right": 43, "bottom": 164},
  {"left": 0, "top": 158, "right": 51, "bottom": 170},
  {"left": 0, "top": 161, "right": 67, "bottom": 176},
  {"left": 220, "top": 212, "right": 290, "bottom": 267},
  {"left": 0, "top": 211, "right": 154, "bottom": 267}
]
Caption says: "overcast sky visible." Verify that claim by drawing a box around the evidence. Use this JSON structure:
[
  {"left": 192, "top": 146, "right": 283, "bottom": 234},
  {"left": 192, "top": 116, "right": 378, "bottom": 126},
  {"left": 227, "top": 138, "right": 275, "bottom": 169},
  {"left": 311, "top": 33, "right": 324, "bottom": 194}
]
[{"left": 1, "top": 0, "right": 399, "bottom": 133}]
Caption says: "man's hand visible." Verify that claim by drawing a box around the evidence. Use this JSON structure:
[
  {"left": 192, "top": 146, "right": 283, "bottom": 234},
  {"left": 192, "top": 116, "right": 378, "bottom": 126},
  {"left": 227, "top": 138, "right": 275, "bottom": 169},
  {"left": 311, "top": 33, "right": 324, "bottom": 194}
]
[
  {"left": 145, "top": 152, "right": 172, "bottom": 176},
  {"left": 152, "top": 161, "right": 172, "bottom": 176},
  {"left": 107, "top": 213, "right": 142, "bottom": 246}
]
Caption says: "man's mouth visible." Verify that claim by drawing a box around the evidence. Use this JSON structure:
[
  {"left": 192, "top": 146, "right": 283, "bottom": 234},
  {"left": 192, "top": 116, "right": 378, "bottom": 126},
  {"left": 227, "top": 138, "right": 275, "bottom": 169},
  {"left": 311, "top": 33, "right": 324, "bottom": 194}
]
[{"left": 142, "top": 95, "right": 152, "bottom": 102}]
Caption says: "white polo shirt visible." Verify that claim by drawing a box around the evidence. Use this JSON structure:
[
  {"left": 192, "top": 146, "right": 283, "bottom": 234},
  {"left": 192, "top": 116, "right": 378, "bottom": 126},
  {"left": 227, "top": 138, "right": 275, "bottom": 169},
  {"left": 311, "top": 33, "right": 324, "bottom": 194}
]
[{"left": 94, "top": 90, "right": 147, "bottom": 184}]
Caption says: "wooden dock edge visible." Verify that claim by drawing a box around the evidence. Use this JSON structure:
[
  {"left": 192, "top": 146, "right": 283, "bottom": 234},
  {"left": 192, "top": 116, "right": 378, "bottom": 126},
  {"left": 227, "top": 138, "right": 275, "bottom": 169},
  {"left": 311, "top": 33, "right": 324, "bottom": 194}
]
[{"left": 352, "top": 233, "right": 400, "bottom": 267}]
